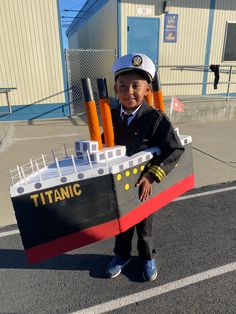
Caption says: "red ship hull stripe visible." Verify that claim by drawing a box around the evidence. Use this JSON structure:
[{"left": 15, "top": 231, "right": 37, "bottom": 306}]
[
  {"left": 26, "top": 174, "right": 194, "bottom": 264},
  {"left": 26, "top": 219, "right": 120, "bottom": 264},
  {"left": 119, "top": 174, "right": 195, "bottom": 232}
]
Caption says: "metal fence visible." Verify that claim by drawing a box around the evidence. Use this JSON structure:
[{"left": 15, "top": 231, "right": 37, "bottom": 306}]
[
  {"left": 158, "top": 64, "right": 236, "bottom": 100},
  {"left": 65, "top": 49, "right": 116, "bottom": 115},
  {"left": 65, "top": 49, "right": 236, "bottom": 116},
  {"left": 0, "top": 88, "right": 16, "bottom": 114}
]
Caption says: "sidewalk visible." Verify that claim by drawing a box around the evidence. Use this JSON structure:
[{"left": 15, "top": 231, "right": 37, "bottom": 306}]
[{"left": 0, "top": 116, "right": 236, "bottom": 227}]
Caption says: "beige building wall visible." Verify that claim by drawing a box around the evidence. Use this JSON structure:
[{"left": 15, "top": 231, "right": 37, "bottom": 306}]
[
  {"left": 160, "top": 0, "right": 210, "bottom": 96},
  {"left": 67, "top": 0, "right": 236, "bottom": 97},
  {"left": 0, "top": 0, "right": 65, "bottom": 107},
  {"left": 67, "top": 1, "right": 118, "bottom": 101},
  {"left": 206, "top": 0, "right": 236, "bottom": 95},
  {"left": 68, "top": 0, "right": 117, "bottom": 50},
  {"left": 88, "top": 0, "right": 117, "bottom": 49},
  {"left": 120, "top": 0, "right": 211, "bottom": 96},
  {"left": 68, "top": 24, "right": 90, "bottom": 48},
  {"left": 119, "top": 0, "right": 161, "bottom": 54}
]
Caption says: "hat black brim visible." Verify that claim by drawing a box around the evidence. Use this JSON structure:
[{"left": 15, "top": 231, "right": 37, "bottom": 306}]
[{"left": 115, "top": 68, "right": 152, "bottom": 83}]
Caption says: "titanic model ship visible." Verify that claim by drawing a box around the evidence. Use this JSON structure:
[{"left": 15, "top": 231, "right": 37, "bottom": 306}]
[{"left": 9, "top": 78, "right": 194, "bottom": 264}]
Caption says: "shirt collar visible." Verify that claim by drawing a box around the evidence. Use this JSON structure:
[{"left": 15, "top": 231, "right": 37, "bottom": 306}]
[{"left": 120, "top": 102, "right": 143, "bottom": 118}]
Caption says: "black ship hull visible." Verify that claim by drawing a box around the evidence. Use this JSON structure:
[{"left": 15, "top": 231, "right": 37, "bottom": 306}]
[{"left": 12, "top": 143, "right": 194, "bottom": 264}]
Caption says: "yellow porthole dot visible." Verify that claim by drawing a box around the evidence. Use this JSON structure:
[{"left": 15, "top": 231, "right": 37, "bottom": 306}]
[
  {"left": 125, "top": 170, "right": 130, "bottom": 177},
  {"left": 140, "top": 165, "right": 145, "bottom": 171},
  {"left": 124, "top": 183, "right": 130, "bottom": 190},
  {"left": 133, "top": 168, "right": 138, "bottom": 174},
  {"left": 117, "top": 174, "right": 122, "bottom": 181}
]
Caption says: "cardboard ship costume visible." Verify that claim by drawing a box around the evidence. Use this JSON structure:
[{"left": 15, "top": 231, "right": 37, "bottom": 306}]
[{"left": 10, "top": 54, "right": 194, "bottom": 264}]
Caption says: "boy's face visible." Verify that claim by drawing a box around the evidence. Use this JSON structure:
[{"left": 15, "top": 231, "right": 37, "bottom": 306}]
[{"left": 114, "top": 72, "right": 150, "bottom": 111}]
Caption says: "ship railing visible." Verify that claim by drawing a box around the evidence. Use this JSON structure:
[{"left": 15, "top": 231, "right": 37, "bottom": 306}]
[
  {"left": 10, "top": 154, "right": 48, "bottom": 186},
  {"left": 50, "top": 145, "right": 95, "bottom": 176},
  {"left": 50, "top": 144, "right": 74, "bottom": 161},
  {"left": 50, "top": 146, "right": 82, "bottom": 177},
  {"left": 10, "top": 144, "right": 98, "bottom": 186}
]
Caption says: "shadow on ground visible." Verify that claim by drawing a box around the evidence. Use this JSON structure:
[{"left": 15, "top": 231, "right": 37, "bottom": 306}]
[{"left": 0, "top": 249, "right": 144, "bottom": 282}]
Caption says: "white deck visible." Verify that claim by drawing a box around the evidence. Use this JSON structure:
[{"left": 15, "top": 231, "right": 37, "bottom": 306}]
[{"left": 10, "top": 135, "right": 192, "bottom": 197}]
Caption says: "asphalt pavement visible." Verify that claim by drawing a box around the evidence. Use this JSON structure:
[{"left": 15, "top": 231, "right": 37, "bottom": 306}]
[
  {"left": 0, "top": 117, "right": 235, "bottom": 227},
  {"left": 0, "top": 181, "right": 235, "bottom": 313},
  {"left": 0, "top": 116, "right": 236, "bottom": 313}
]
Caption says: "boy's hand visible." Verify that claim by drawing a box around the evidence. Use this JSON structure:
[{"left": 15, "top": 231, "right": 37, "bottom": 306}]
[{"left": 135, "top": 172, "right": 154, "bottom": 202}]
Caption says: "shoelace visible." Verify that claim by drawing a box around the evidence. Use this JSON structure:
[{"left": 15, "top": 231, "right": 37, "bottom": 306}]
[{"left": 145, "top": 259, "right": 156, "bottom": 269}]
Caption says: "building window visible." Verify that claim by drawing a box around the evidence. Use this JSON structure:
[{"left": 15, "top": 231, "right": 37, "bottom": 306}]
[{"left": 223, "top": 22, "right": 236, "bottom": 61}]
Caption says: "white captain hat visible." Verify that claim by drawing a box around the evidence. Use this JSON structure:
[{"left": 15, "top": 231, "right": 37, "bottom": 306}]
[{"left": 112, "top": 53, "right": 156, "bottom": 82}]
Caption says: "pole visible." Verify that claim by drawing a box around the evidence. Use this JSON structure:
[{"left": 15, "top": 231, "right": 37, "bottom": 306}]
[
  {"left": 226, "top": 66, "right": 232, "bottom": 100},
  {"left": 81, "top": 78, "right": 103, "bottom": 150},
  {"left": 97, "top": 78, "right": 115, "bottom": 147},
  {"left": 169, "top": 96, "right": 174, "bottom": 122},
  {"left": 152, "top": 72, "right": 165, "bottom": 112},
  {"left": 144, "top": 89, "right": 153, "bottom": 107}
]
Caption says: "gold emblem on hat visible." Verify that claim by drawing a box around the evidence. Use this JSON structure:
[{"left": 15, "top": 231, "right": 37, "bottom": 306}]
[{"left": 132, "top": 55, "right": 143, "bottom": 67}]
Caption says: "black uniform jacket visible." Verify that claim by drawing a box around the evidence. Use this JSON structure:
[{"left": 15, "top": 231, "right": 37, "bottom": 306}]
[{"left": 111, "top": 102, "right": 185, "bottom": 182}]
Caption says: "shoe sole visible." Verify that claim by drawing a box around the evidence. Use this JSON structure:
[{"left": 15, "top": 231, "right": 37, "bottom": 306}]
[
  {"left": 107, "top": 258, "right": 131, "bottom": 278},
  {"left": 108, "top": 269, "right": 122, "bottom": 278},
  {"left": 143, "top": 271, "right": 157, "bottom": 282}
]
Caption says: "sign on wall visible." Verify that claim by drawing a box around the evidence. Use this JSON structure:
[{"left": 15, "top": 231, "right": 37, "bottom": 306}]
[
  {"left": 164, "top": 14, "right": 178, "bottom": 43},
  {"left": 136, "top": 7, "right": 154, "bottom": 16}
]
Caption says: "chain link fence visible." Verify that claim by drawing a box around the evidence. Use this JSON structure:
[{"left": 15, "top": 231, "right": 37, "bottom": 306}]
[{"left": 65, "top": 49, "right": 117, "bottom": 115}]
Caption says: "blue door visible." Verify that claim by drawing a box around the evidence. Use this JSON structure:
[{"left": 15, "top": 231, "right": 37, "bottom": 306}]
[{"left": 127, "top": 17, "right": 160, "bottom": 65}]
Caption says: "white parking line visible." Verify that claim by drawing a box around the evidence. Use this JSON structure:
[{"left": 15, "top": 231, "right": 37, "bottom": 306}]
[
  {"left": 1, "top": 184, "right": 235, "bottom": 313},
  {"left": 0, "top": 229, "right": 19, "bottom": 238},
  {"left": 73, "top": 262, "right": 236, "bottom": 314},
  {"left": 0, "top": 185, "right": 235, "bottom": 238},
  {"left": 8, "top": 133, "right": 88, "bottom": 141},
  {"left": 174, "top": 185, "right": 236, "bottom": 202}
]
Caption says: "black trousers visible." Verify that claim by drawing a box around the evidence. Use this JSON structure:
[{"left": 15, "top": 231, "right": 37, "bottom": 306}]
[{"left": 114, "top": 214, "right": 156, "bottom": 260}]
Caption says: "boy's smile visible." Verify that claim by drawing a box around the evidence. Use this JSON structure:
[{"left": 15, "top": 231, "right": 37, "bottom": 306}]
[{"left": 114, "top": 72, "right": 150, "bottom": 112}]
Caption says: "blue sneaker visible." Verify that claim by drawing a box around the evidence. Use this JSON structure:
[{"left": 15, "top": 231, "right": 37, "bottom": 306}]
[
  {"left": 106, "top": 255, "right": 131, "bottom": 278},
  {"left": 142, "top": 259, "right": 157, "bottom": 282}
]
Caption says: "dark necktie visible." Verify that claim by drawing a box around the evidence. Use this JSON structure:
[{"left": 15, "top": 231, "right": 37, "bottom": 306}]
[{"left": 122, "top": 113, "right": 132, "bottom": 128}]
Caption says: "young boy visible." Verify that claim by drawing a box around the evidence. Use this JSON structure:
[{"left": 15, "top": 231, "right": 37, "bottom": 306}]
[{"left": 106, "top": 53, "right": 184, "bottom": 281}]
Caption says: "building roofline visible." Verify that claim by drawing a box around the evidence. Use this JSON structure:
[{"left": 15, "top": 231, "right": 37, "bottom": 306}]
[{"left": 66, "top": 0, "right": 111, "bottom": 37}]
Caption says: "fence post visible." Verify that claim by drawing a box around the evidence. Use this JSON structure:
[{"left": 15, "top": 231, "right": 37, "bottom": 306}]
[{"left": 226, "top": 66, "right": 232, "bottom": 100}]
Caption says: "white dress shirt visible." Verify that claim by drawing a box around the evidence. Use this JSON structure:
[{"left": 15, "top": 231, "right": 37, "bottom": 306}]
[{"left": 120, "top": 102, "right": 143, "bottom": 126}]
